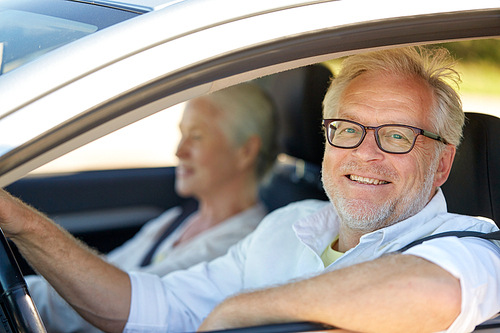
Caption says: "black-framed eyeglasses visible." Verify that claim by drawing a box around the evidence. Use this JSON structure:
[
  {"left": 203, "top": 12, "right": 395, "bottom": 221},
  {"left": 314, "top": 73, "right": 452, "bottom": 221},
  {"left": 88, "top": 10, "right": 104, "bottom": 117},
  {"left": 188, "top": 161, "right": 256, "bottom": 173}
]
[{"left": 322, "top": 119, "right": 447, "bottom": 154}]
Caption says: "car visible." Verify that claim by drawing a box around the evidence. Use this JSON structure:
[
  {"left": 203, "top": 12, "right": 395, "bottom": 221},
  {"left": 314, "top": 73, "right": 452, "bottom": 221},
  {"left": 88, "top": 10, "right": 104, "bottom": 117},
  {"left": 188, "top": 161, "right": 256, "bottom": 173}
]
[{"left": 0, "top": 0, "right": 499, "bottom": 332}]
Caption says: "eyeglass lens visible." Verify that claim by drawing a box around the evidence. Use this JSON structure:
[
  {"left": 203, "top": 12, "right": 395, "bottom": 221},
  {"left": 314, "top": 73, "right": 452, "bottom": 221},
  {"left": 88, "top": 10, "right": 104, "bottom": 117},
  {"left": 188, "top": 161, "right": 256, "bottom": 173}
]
[{"left": 327, "top": 120, "right": 417, "bottom": 153}]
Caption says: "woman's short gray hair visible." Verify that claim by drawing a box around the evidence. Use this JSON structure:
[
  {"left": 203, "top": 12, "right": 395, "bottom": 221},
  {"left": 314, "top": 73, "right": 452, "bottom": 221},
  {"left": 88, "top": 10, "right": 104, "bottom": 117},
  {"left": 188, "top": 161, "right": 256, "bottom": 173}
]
[
  {"left": 203, "top": 83, "right": 278, "bottom": 182},
  {"left": 323, "top": 46, "right": 464, "bottom": 147}
]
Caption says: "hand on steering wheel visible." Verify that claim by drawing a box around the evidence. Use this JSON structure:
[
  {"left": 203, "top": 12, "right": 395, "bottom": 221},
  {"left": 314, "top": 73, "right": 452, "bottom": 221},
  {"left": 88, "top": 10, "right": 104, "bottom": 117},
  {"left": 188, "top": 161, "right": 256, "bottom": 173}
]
[{"left": 0, "top": 228, "right": 46, "bottom": 332}]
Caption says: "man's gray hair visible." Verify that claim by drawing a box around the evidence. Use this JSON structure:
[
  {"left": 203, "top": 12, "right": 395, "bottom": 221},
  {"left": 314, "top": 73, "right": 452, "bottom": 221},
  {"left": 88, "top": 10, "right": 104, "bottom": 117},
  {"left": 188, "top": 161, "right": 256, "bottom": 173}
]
[
  {"left": 203, "top": 83, "right": 278, "bottom": 182},
  {"left": 323, "top": 46, "right": 464, "bottom": 147}
]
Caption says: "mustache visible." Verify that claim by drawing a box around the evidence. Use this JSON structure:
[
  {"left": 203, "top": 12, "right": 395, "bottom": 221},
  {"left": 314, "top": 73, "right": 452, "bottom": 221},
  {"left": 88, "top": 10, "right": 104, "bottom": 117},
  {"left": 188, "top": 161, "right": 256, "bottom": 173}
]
[{"left": 336, "top": 160, "right": 400, "bottom": 182}]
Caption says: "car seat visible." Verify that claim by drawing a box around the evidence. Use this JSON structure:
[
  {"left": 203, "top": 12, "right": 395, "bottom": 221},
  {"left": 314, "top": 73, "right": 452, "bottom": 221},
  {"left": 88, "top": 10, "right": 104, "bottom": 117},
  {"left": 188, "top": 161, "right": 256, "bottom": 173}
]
[
  {"left": 442, "top": 112, "right": 500, "bottom": 225},
  {"left": 256, "top": 64, "right": 331, "bottom": 211}
]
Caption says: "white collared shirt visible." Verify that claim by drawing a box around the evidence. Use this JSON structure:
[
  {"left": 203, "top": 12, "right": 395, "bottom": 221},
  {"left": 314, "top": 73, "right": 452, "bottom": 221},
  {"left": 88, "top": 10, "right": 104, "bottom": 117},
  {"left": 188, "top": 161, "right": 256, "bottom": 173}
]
[{"left": 126, "top": 189, "right": 500, "bottom": 333}]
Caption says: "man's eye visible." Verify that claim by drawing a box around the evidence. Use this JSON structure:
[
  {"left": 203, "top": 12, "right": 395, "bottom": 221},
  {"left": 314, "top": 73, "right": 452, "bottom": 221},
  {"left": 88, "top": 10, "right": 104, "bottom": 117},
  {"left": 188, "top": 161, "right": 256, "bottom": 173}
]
[
  {"left": 338, "top": 127, "right": 357, "bottom": 135},
  {"left": 385, "top": 131, "right": 411, "bottom": 143},
  {"left": 391, "top": 133, "right": 403, "bottom": 140}
]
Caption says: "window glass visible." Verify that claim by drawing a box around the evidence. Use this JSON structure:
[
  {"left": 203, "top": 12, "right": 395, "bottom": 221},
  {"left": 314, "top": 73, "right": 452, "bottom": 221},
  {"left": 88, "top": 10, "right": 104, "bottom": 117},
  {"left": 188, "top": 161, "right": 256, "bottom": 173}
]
[
  {"left": 0, "top": 0, "right": 138, "bottom": 75},
  {"left": 0, "top": 10, "right": 97, "bottom": 74}
]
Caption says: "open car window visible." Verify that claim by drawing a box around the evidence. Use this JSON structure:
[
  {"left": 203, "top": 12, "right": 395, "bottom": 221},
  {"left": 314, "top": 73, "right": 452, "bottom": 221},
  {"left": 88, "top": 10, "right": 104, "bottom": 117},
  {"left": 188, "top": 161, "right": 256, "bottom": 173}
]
[{"left": 27, "top": 38, "right": 500, "bottom": 176}]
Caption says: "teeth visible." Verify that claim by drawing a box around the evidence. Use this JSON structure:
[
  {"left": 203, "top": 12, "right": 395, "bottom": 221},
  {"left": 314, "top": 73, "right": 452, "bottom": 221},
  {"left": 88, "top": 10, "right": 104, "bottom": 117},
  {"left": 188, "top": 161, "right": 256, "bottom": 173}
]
[{"left": 349, "top": 175, "right": 388, "bottom": 185}]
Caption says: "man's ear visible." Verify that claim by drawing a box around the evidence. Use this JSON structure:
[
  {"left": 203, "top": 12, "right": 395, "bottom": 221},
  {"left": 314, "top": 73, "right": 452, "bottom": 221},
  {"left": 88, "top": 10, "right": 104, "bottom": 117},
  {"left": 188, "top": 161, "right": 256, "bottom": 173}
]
[
  {"left": 237, "top": 135, "right": 262, "bottom": 171},
  {"left": 433, "top": 144, "right": 456, "bottom": 188}
]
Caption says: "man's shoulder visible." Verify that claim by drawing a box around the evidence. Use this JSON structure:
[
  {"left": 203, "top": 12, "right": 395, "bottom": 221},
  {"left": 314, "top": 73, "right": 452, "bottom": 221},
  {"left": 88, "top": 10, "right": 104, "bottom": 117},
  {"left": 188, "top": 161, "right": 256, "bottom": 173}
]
[{"left": 437, "top": 212, "right": 498, "bottom": 231}]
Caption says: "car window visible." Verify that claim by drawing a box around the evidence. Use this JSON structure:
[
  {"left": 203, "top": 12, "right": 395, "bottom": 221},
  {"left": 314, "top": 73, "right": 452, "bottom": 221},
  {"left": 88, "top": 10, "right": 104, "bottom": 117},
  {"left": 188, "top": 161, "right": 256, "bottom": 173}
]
[
  {"left": 0, "top": 0, "right": 139, "bottom": 75},
  {"left": 31, "top": 103, "right": 184, "bottom": 174},
  {"left": 0, "top": 9, "right": 97, "bottom": 74},
  {"left": 446, "top": 40, "right": 500, "bottom": 118},
  {"left": 30, "top": 39, "right": 500, "bottom": 175}
]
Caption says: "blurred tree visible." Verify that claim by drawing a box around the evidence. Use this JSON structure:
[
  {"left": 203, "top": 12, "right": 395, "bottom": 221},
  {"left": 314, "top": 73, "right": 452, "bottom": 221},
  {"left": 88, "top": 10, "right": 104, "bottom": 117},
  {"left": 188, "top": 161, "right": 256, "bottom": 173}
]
[{"left": 438, "top": 39, "right": 500, "bottom": 63}]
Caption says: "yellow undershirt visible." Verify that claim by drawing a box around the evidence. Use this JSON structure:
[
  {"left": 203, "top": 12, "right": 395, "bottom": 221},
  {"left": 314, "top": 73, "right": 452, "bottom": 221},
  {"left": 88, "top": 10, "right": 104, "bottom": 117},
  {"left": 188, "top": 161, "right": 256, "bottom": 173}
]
[{"left": 321, "top": 234, "right": 344, "bottom": 267}]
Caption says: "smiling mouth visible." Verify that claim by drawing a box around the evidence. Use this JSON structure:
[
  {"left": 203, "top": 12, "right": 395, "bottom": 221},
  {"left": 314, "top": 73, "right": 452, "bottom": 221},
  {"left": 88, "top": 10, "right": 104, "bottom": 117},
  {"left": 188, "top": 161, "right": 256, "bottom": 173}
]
[{"left": 348, "top": 174, "right": 389, "bottom": 185}]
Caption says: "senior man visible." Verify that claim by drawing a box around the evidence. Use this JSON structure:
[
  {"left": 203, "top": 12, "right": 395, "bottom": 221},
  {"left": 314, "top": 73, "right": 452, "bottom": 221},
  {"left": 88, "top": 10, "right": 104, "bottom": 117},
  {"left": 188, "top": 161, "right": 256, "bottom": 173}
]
[{"left": 1, "top": 46, "right": 499, "bottom": 333}]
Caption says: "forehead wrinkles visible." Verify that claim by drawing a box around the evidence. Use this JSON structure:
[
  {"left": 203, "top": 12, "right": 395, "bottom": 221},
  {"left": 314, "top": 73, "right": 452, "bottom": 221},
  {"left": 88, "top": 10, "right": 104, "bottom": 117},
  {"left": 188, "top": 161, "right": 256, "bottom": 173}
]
[{"left": 337, "top": 72, "right": 434, "bottom": 126}]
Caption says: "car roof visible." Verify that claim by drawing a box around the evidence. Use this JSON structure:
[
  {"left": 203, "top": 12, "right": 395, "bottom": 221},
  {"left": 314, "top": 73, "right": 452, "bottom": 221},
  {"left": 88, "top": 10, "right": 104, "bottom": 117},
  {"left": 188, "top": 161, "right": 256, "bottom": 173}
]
[
  {"left": 73, "top": 0, "right": 182, "bottom": 12},
  {"left": 0, "top": 0, "right": 499, "bottom": 186}
]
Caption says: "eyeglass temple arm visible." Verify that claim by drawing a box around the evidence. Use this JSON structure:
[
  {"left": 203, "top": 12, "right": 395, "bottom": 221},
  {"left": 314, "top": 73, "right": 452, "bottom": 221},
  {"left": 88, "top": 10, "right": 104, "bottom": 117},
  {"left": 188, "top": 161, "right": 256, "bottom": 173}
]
[{"left": 421, "top": 130, "right": 447, "bottom": 144}]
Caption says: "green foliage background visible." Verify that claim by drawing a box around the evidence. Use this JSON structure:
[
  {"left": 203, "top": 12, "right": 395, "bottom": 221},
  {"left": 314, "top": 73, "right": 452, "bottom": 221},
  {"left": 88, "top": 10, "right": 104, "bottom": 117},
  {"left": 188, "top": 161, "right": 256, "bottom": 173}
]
[
  {"left": 326, "top": 39, "right": 500, "bottom": 96},
  {"left": 441, "top": 39, "right": 500, "bottom": 63},
  {"left": 439, "top": 39, "right": 500, "bottom": 95}
]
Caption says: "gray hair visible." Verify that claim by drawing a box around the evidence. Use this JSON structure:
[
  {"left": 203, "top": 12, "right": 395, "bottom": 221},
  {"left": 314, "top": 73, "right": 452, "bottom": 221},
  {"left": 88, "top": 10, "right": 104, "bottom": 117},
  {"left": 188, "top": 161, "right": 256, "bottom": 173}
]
[
  {"left": 202, "top": 83, "right": 278, "bottom": 182},
  {"left": 323, "top": 46, "right": 464, "bottom": 147}
]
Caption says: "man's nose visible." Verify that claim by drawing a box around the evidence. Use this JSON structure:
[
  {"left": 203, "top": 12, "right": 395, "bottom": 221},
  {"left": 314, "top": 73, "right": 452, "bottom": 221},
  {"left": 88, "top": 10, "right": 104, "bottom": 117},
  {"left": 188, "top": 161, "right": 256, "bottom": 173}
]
[{"left": 352, "top": 130, "right": 384, "bottom": 160}]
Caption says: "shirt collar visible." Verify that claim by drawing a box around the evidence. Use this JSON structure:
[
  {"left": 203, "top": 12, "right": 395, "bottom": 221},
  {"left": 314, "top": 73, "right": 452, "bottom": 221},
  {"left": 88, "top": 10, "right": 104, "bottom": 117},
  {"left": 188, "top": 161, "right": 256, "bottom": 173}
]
[
  {"left": 356, "top": 188, "right": 448, "bottom": 252},
  {"left": 293, "top": 188, "right": 448, "bottom": 256},
  {"left": 292, "top": 203, "right": 340, "bottom": 255}
]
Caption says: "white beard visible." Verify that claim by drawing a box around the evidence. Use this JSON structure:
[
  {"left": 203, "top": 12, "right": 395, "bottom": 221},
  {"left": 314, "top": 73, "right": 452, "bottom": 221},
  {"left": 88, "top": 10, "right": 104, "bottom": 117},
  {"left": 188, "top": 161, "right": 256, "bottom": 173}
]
[{"left": 322, "top": 157, "right": 438, "bottom": 233}]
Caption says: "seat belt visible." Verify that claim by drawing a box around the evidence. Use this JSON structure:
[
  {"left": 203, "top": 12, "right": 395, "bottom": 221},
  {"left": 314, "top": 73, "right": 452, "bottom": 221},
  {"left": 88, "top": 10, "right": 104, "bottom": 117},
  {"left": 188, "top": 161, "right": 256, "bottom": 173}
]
[
  {"left": 397, "top": 230, "right": 500, "bottom": 253},
  {"left": 396, "top": 229, "right": 500, "bottom": 331},
  {"left": 140, "top": 198, "right": 198, "bottom": 267}
]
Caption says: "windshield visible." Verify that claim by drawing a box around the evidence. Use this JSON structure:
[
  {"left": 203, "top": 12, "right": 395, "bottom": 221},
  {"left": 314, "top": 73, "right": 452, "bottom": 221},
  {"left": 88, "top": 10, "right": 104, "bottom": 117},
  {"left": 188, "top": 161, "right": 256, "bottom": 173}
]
[{"left": 0, "top": 0, "right": 139, "bottom": 75}]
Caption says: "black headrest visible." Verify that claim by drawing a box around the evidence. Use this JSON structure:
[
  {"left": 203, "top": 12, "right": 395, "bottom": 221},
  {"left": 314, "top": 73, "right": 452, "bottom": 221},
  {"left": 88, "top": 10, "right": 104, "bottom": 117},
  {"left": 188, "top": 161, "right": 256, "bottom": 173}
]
[
  {"left": 255, "top": 64, "right": 332, "bottom": 165},
  {"left": 442, "top": 112, "right": 500, "bottom": 224},
  {"left": 256, "top": 65, "right": 332, "bottom": 211}
]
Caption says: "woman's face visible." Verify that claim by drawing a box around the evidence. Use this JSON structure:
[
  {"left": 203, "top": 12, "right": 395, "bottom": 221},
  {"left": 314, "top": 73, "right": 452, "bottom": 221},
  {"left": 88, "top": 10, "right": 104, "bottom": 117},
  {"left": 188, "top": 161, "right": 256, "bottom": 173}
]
[{"left": 175, "top": 98, "right": 243, "bottom": 199}]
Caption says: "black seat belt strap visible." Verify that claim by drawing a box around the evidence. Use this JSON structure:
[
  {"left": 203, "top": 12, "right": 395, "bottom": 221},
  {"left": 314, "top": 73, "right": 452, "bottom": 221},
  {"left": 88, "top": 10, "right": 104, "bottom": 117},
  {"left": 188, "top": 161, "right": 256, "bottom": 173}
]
[
  {"left": 140, "top": 198, "right": 198, "bottom": 267},
  {"left": 397, "top": 230, "right": 500, "bottom": 253}
]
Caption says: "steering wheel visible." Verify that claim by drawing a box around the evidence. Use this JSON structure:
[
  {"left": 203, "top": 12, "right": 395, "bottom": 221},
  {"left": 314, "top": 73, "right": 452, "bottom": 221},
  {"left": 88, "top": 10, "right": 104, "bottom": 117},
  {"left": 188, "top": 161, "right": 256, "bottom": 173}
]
[{"left": 0, "top": 229, "right": 46, "bottom": 332}]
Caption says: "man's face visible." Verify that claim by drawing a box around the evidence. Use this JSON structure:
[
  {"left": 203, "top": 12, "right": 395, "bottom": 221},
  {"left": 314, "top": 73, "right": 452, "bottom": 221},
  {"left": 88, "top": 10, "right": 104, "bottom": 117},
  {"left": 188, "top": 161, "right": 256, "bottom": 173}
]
[
  {"left": 322, "top": 71, "right": 452, "bottom": 233},
  {"left": 175, "top": 98, "right": 242, "bottom": 199}
]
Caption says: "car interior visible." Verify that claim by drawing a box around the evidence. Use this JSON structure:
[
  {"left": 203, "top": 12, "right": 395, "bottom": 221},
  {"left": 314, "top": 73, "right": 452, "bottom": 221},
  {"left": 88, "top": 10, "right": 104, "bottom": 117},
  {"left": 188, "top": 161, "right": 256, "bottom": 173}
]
[
  {"left": 3, "top": 62, "right": 499, "bottom": 294},
  {"left": 4, "top": 61, "right": 500, "bottom": 279},
  {"left": 4, "top": 64, "right": 331, "bottom": 275}
]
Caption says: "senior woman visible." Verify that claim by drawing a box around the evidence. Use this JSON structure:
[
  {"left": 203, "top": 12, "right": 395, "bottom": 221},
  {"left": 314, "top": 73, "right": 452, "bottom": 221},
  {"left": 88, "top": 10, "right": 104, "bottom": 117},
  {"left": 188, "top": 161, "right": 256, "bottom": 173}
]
[{"left": 26, "top": 83, "right": 278, "bottom": 332}]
